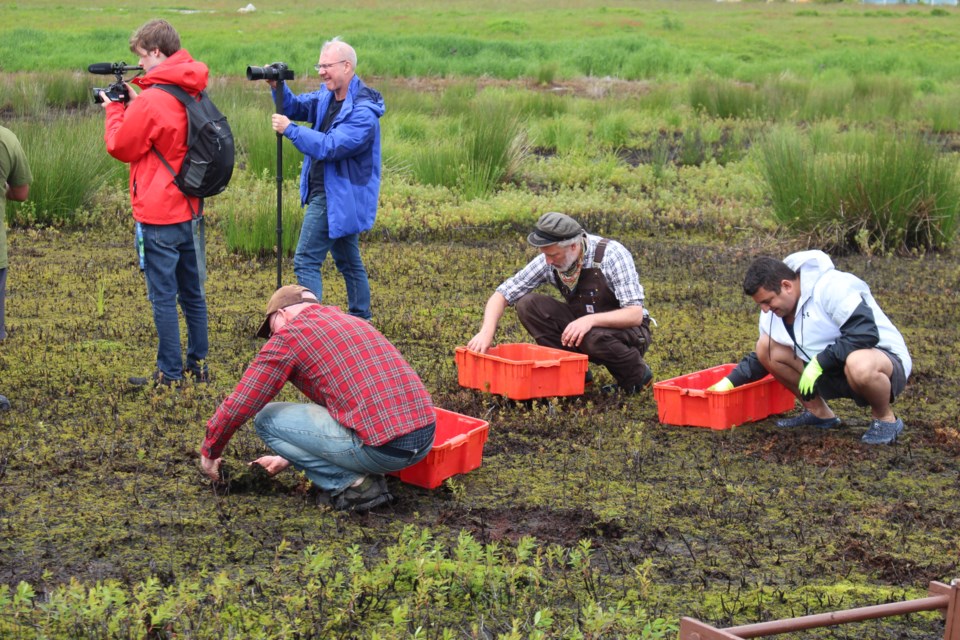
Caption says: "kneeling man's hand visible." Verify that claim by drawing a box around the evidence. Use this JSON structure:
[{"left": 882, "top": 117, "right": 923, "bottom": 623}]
[
  {"left": 200, "top": 454, "right": 222, "bottom": 482},
  {"left": 562, "top": 316, "right": 595, "bottom": 348},
  {"left": 798, "top": 358, "right": 823, "bottom": 400},
  {"left": 251, "top": 455, "right": 291, "bottom": 476}
]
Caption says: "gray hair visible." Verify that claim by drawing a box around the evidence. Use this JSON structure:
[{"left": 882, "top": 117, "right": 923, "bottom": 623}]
[
  {"left": 321, "top": 36, "right": 357, "bottom": 68},
  {"left": 555, "top": 235, "right": 582, "bottom": 248}
]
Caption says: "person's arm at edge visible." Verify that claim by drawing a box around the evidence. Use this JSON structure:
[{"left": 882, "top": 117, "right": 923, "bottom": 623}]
[
  {"left": 467, "top": 292, "right": 508, "bottom": 354},
  {"left": 5, "top": 183, "right": 28, "bottom": 201},
  {"left": 199, "top": 341, "right": 293, "bottom": 481}
]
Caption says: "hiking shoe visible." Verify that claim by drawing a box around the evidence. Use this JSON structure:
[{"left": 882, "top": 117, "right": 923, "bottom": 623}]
[
  {"left": 601, "top": 363, "right": 654, "bottom": 396},
  {"left": 332, "top": 475, "right": 393, "bottom": 512},
  {"left": 861, "top": 417, "right": 904, "bottom": 445},
  {"left": 775, "top": 411, "right": 841, "bottom": 429},
  {"left": 0, "top": 394, "right": 10, "bottom": 411},
  {"left": 128, "top": 370, "right": 178, "bottom": 388}
]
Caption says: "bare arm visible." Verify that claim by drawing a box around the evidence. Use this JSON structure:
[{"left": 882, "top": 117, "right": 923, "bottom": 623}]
[
  {"left": 466, "top": 292, "right": 509, "bottom": 353},
  {"left": 5, "top": 183, "right": 29, "bottom": 202}
]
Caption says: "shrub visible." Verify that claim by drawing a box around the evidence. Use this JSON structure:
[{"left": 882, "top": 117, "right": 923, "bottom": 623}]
[{"left": 758, "top": 126, "right": 960, "bottom": 253}]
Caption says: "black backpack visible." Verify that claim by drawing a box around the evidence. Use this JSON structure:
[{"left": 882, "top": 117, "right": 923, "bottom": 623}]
[{"left": 152, "top": 84, "right": 235, "bottom": 209}]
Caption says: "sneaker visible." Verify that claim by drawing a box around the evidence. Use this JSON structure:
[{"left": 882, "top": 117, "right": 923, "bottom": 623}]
[
  {"left": 861, "top": 417, "right": 904, "bottom": 445},
  {"left": 128, "top": 370, "right": 178, "bottom": 388},
  {"left": 0, "top": 394, "right": 9, "bottom": 411},
  {"left": 332, "top": 475, "right": 393, "bottom": 512},
  {"left": 775, "top": 411, "right": 841, "bottom": 429},
  {"left": 601, "top": 363, "right": 654, "bottom": 396}
]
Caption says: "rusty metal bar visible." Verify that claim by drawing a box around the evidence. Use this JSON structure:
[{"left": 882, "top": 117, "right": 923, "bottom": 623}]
[
  {"left": 938, "top": 580, "right": 960, "bottom": 640},
  {"left": 680, "top": 581, "right": 958, "bottom": 640}
]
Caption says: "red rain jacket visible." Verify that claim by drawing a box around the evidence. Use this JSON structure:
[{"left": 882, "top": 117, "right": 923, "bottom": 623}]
[{"left": 104, "top": 49, "right": 208, "bottom": 224}]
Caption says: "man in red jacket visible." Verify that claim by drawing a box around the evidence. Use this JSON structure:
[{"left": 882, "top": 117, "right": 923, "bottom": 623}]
[{"left": 100, "top": 19, "right": 209, "bottom": 387}]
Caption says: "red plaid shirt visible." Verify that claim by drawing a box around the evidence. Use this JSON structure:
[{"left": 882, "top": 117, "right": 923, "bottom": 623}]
[{"left": 202, "top": 305, "right": 434, "bottom": 459}]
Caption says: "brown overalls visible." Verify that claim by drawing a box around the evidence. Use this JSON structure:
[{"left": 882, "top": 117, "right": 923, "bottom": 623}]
[{"left": 515, "top": 239, "right": 653, "bottom": 389}]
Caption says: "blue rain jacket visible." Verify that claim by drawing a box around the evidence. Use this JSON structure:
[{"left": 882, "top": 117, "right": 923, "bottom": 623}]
[{"left": 276, "top": 76, "right": 384, "bottom": 239}]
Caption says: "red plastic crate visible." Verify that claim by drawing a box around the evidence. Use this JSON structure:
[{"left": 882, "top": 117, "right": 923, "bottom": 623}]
[
  {"left": 390, "top": 407, "right": 490, "bottom": 489},
  {"left": 653, "top": 363, "right": 797, "bottom": 430},
  {"left": 454, "top": 343, "right": 589, "bottom": 400}
]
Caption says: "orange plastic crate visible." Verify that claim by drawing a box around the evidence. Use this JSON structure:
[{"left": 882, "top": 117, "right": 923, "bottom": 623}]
[
  {"left": 454, "top": 343, "right": 589, "bottom": 400},
  {"left": 390, "top": 408, "right": 490, "bottom": 489},
  {"left": 653, "top": 363, "right": 797, "bottom": 430}
]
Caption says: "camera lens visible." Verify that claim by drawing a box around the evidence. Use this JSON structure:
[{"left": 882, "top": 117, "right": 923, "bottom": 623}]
[{"left": 246, "top": 66, "right": 272, "bottom": 81}]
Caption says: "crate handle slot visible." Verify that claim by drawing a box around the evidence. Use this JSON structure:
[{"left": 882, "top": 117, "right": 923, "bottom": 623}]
[
  {"left": 532, "top": 360, "right": 561, "bottom": 368},
  {"left": 446, "top": 434, "right": 470, "bottom": 448}
]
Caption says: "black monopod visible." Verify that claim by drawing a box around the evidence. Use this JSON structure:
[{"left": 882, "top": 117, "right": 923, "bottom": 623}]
[{"left": 246, "top": 62, "right": 295, "bottom": 288}]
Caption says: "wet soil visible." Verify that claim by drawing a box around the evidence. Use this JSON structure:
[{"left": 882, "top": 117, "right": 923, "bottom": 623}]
[{"left": 0, "top": 223, "right": 957, "bottom": 637}]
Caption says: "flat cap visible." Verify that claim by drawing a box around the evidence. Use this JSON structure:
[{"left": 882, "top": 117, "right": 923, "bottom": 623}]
[{"left": 526, "top": 212, "right": 584, "bottom": 247}]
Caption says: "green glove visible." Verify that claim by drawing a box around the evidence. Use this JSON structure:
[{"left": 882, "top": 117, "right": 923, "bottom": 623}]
[
  {"left": 798, "top": 358, "right": 823, "bottom": 400},
  {"left": 707, "top": 377, "right": 734, "bottom": 392}
]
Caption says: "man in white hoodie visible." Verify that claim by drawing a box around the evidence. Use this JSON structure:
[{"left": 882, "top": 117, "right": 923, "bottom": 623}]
[{"left": 710, "top": 251, "right": 911, "bottom": 445}]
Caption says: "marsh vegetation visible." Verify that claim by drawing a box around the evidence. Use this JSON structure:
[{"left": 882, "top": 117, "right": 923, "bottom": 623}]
[{"left": 1, "top": 1, "right": 959, "bottom": 637}]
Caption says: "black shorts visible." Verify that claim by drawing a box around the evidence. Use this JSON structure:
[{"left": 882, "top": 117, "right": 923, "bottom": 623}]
[{"left": 818, "top": 348, "right": 907, "bottom": 408}]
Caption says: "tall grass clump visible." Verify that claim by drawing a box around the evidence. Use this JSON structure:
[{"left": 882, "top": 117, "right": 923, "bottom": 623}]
[
  {"left": 529, "top": 114, "right": 590, "bottom": 155},
  {"left": 689, "top": 76, "right": 759, "bottom": 119},
  {"left": 6, "top": 115, "right": 125, "bottom": 226},
  {"left": 409, "top": 100, "right": 528, "bottom": 200},
  {"left": 592, "top": 111, "right": 634, "bottom": 150},
  {"left": 759, "top": 126, "right": 960, "bottom": 253},
  {"left": 924, "top": 96, "right": 960, "bottom": 134},
  {"left": 220, "top": 178, "right": 304, "bottom": 258},
  {"left": 42, "top": 72, "right": 91, "bottom": 110},
  {"left": 229, "top": 106, "right": 303, "bottom": 181}
]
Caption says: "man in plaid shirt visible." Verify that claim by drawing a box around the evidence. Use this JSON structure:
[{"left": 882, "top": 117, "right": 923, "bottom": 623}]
[
  {"left": 468, "top": 212, "right": 654, "bottom": 395},
  {"left": 199, "top": 285, "right": 435, "bottom": 512}
]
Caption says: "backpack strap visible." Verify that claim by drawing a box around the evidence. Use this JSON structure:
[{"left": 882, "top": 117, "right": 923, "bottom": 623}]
[{"left": 150, "top": 84, "right": 203, "bottom": 218}]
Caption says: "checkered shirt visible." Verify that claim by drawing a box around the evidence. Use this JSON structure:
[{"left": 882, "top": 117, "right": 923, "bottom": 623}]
[{"left": 202, "top": 306, "right": 434, "bottom": 460}]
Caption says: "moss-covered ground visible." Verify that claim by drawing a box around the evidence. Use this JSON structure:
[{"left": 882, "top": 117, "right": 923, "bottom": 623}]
[{"left": 0, "top": 217, "right": 958, "bottom": 638}]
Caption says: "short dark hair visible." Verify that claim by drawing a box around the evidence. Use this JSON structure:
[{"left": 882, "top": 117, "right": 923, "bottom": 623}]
[
  {"left": 129, "top": 19, "right": 181, "bottom": 57},
  {"left": 742, "top": 256, "right": 798, "bottom": 296}
]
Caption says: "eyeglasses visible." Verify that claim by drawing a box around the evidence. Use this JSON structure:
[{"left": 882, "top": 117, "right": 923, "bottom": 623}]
[{"left": 314, "top": 60, "right": 347, "bottom": 72}]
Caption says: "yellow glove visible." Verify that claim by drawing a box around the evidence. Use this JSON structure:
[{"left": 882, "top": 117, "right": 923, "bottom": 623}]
[
  {"left": 707, "top": 377, "right": 734, "bottom": 392},
  {"left": 798, "top": 358, "right": 823, "bottom": 400}
]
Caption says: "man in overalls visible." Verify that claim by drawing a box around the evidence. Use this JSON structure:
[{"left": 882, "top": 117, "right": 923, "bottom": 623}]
[{"left": 468, "top": 212, "right": 653, "bottom": 395}]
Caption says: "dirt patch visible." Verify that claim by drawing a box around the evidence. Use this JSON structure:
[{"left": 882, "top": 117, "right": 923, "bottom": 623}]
[{"left": 433, "top": 506, "right": 622, "bottom": 547}]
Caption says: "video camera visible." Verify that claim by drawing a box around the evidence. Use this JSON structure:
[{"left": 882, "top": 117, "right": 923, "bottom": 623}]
[
  {"left": 246, "top": 62, "right": 295, "bottom": 82},
  {"left": 88, "top": 62, "right": 143, "bottom": 104}
]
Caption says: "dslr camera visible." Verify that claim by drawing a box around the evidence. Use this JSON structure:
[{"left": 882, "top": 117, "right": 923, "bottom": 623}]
[
  {"left": 246, "top": 62, "right": 295, "bottom": 82},
  {"left": 88, "top": 62, "right": 143, "bottom": 104}
]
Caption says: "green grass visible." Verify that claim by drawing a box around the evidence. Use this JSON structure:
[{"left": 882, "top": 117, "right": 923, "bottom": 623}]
[{"left": 2, "top": 1, "right": 959, "bottom": 83}]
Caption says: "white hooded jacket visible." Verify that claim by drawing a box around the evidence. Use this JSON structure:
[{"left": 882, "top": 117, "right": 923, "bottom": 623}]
[{"left": 758, "top": 250, "right": 912, "bottom": 377}]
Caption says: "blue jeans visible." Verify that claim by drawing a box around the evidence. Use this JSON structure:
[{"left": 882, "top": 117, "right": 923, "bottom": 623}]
[
  {"left": 141, "top": 218, "right": 209, "bottom": 381},
  {"left": 254, "top": 402, "right": 434, "bottom": 494},
  {"left": 294, "top": 193, "right": 371, "bottom": 320}
]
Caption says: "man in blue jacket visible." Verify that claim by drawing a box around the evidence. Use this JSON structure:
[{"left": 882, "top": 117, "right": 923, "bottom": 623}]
[
  {"left": 268, "top": 37, "right": 384, "bottom": 320},
  {"left": 710, "top": 251, "right": 911, "bottom": 445}
]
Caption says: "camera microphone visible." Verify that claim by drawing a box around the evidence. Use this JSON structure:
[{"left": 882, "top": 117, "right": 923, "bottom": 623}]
[{"left": 88, "top": 62, "right": 143, "bottom": 74}]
